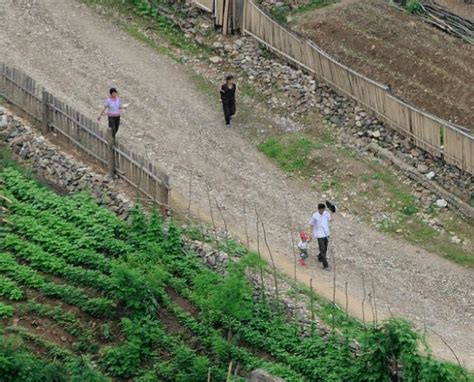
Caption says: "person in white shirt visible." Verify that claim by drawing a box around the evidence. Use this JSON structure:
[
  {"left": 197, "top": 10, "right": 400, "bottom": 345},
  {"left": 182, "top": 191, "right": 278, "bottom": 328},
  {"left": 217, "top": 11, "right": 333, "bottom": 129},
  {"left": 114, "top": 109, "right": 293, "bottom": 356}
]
[{"left": 309, "top": 203, "right": 332, "bottom": 270}]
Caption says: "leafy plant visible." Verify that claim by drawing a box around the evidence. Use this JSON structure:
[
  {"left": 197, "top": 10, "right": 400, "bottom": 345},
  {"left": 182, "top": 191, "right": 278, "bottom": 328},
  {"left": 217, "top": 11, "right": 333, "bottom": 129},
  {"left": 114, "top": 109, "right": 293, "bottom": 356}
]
[
  {"left": 0, "top": 302, "right": 14, "bottom": 318},
  {"left": 406, "top": 0, "right": 423, "bottom": 14}
]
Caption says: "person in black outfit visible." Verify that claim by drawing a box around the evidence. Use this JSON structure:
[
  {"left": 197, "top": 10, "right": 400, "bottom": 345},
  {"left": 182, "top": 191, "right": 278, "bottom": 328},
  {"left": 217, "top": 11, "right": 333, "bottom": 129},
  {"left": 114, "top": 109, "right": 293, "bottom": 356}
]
[{"left": 220, "top": 75, "right": 236, "bottom": 128}]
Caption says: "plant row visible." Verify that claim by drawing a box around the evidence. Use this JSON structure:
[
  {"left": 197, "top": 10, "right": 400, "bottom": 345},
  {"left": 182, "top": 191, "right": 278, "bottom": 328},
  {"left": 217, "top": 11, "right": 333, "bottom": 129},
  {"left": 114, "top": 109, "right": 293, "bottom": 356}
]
[
  {"left": 1, "top": 234, "right": 114, "bottom": 294},
  {"left": 0, "top": 252, "right": 114, "bottom": 317}
]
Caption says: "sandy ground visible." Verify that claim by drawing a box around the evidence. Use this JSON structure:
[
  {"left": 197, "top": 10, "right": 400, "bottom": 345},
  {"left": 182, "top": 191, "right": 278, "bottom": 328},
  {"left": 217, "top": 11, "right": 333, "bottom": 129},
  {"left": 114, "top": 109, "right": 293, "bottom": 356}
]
[{"left": 1, "top": 0, "right": 473, "bottom": 369}]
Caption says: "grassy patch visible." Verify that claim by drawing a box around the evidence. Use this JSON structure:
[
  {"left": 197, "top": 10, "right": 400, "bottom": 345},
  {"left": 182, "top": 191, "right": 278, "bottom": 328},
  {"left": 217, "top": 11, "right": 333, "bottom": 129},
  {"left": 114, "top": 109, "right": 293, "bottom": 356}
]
[
  {"left": 270, "top": 0, "right": 337, "bottom": 24},
  {"left": 81, "top": 0, "right": 209, "bottom": 58},
  {"left": 258, "top": 135, "right": 318, "bottom": 176}
]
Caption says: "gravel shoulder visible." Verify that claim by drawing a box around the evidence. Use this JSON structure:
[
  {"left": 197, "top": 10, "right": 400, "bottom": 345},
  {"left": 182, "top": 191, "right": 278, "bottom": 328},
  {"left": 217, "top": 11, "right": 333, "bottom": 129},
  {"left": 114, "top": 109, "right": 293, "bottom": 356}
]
[{"left": 1, "top": 0, "right": 473, "bottom": 369}]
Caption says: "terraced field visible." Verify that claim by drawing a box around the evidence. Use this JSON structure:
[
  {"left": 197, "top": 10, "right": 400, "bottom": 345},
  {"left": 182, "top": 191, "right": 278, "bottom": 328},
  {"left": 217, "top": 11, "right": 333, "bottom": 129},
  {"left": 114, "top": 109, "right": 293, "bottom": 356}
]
[
  {"left": 294, "top": 0, "right": 474, "bottom": 129},
  {"left": 0, "top": 163, "right": 470, "bottom": 381}
]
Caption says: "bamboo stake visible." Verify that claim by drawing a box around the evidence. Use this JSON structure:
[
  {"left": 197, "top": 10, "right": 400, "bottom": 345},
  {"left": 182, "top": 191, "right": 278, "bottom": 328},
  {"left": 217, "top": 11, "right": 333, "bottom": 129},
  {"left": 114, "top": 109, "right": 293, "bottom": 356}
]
[
  {"left": 232, "top": 363, "right": 240, "bottom": 381},
  {"left": 205, "top": 182, "right": 217, "bottom": 233},
  {"left": 283, "top": 196, "right": 297, "bottom": 283},
  {"left": 371, "top": 280, "right": 378, "bottom": 325},
  {"left": 226, "top": 360, "right": 233, "bottom": 382},
  {"left": 207, "top": 367, "right": 211, "bottom": 382},
  {"left": 345, "top": 281, "right": 349, "bottom": 319},
  {"left": 432, "top": 330, "right": 466, "bottom": 379},
  {"left": 243, "top": 200, "right": 250, "bottom": 248},
  {"left": 260, "top": 217, "right": 280, "bottom": 304},
  {"left": 254, "top": 204, "right": 266, "bottom": 301},
  {"left": 187, "top": 170, "right": 193, "bottom": 217},
  {"left": 284, "top": 195, "right": 298, "bottom": 320},
  {"left": 205, "top": 183, "right": 219, "bottom": 248},
  {"left": 310, "top": 277, "right": 315, "bottom": 334},
  {"left": 214, "top": 196, "right": 229, "bottom": 243},
  {"left": 332, "top": 257, "right": 336, "bottom": 306},
  {"left": 332, "top": 262, "right": 336, "bottom": 331},
  {"left": 361, "top": 274, "right": 367, "bottom": 329}
]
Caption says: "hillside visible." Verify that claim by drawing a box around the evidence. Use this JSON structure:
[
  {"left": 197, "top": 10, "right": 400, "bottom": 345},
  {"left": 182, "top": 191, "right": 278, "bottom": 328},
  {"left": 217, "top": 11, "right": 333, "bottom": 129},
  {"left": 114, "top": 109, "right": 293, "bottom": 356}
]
[{"left": 0, "top": 159, "right": 470, "bottom": 381}]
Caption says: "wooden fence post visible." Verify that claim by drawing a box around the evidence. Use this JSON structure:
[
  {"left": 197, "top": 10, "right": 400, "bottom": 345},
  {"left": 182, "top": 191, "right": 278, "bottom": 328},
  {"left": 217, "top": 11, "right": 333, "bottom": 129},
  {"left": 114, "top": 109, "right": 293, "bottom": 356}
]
[
  {"left": 41, "top": 89, "right": 49, "bottom": 133},
  {"left": 107, "top": 128, "right": 116, "bottom": 178},
  {"left": 160, "top": 173, "right": 170, "bottom": 216}
]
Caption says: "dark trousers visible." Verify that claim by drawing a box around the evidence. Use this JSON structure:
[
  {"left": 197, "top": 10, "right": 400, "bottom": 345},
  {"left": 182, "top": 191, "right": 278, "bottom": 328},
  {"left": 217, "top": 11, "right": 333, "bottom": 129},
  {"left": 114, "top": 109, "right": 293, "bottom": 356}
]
[
  {"left": 317, "top": 237, "right": 329, "bottom": 268},
  {"left": 222, "top": 101, "right": 236, "bottom": 125},
  {"left": 108, "top": 116, "right": 120, "bottom": 138}
]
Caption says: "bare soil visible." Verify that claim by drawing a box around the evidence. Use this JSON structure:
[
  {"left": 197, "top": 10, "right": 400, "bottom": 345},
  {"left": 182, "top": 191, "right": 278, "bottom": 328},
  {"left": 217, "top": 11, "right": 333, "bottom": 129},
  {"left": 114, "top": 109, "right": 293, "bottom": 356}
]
[
  {"left": 11, "top": 313, "right": 75, "bottom": 347},
  {"left": 294, "top": 0, "right": 474, "bottom": 128},
  {"left": 436, "top": 0, "right": 474, "bottom": 20},
  {"left": 1, "top": 0, "right": 473, "bottom": 369}
]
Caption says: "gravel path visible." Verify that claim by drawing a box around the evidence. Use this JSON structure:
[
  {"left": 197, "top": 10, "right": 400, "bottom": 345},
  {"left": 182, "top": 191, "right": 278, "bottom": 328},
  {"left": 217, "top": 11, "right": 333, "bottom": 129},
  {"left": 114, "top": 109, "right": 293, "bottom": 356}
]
[{"left": 1, "top": 0, "right": 472, "bottom": 368}]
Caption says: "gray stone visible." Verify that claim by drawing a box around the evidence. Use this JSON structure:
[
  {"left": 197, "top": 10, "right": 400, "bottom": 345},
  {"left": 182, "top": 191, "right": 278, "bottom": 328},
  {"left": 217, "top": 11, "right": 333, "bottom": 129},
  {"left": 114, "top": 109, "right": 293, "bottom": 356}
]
[
  {"left": 209, "top": 56, "right": 222, "bottom": 64},
  {"left": 435, "top": 199, "right": 448, "bottom": 208},
  {"left": 426, "top": 171, "right": 436, "bottom": 180},
  {"left": 450, "top": 236, "right": 462, "bottom": 244},
  {"left": 0, "top": 115, "right": 8, "bottom": 128},
  {"left": 247, "top": 368, "right": 285, "bottom": 382},
  {"left": 417, "top": 164, "right": 429, "bottom": 174}
]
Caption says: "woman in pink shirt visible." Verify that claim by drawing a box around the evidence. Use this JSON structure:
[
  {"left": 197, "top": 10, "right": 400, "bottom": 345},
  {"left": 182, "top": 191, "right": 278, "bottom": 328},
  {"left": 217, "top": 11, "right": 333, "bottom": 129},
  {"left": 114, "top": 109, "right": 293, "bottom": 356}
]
[{"left": 97, "top": 88, "right": 127, "bottom": 138}]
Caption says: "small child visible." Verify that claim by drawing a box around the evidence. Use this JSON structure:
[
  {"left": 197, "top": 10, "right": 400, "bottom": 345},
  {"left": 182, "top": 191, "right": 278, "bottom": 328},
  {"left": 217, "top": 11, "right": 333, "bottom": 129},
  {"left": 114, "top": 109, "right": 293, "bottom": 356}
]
[{"left": 297, "top": 232, "right": 310, "bottom": 266}]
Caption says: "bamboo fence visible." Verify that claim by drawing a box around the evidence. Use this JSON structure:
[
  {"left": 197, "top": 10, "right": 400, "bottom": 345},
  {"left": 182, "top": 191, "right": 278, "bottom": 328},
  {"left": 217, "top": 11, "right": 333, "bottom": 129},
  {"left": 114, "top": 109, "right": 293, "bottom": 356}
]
[
  {"left": 0, "top": 63, "right": 170, "bottom": 213},
  {"left": 241, "top": 0, "right": 473, "bottom": 174},
  {"left": 194, "top": 0, "right": 473, "bottom": 174}
]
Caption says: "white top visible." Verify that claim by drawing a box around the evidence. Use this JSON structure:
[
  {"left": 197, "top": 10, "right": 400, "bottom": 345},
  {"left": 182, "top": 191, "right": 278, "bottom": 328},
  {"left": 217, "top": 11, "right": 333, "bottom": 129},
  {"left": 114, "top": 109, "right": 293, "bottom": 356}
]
[
  {"left": 309, "top": 211, "right": 331, "bottom": 239},
  {"left": 297, "top": 240, "right": 308, "bottom": 250}
]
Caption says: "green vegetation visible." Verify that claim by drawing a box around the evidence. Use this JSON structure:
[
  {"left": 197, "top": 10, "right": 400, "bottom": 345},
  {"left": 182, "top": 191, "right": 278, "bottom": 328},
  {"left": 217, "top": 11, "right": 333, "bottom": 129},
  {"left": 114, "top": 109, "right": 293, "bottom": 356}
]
[
  {"left": 82, "top": 0, "right": 209, "bottom": 58},
  {"left": 0, "top": 153, "right": 472, "bottom": 381},
  {"left": 270, "top": 0, "right": 336, "bottom": 24},
  {"left": 406, "top": 0, "right": 423, "bottom": 14},
  {"left": 258, "top": 135, "right": 321, "bottom": 176}
]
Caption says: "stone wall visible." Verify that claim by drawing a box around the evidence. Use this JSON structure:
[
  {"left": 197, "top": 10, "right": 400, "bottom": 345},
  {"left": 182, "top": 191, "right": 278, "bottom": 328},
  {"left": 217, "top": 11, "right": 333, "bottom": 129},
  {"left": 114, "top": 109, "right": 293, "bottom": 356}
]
[{"left": 0, "top": 108, "right": 133, "bottom": 218}]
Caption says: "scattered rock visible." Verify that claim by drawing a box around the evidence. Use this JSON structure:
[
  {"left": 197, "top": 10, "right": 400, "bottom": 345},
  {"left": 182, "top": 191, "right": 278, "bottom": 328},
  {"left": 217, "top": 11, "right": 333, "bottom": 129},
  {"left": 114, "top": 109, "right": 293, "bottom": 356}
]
[
  {"left": 435, "top": 199, "right": 448, "bottom": 208},
  {"left": 212, "top": 41, "right": 224, "bottom": 49},
  {"left": 450, "top": 236, "right": 462, "bottom": 244},
  {"left": 248, "top": 369, "right": 285, "bottom": 382},
  {"left": 0, "top": 114, "right": 8, "bottom": 128},
  {"left": 209, "top": 56, "right": 221, "bottom": 64},
  {"left": 0, "top": 108, "right": 132, "bottom": 219},
  {"left": 426, "top": 171, "right": 436, "bottom": 180},
  {"left": 417, "top": 164, "right": 429, "bottom": 174}
]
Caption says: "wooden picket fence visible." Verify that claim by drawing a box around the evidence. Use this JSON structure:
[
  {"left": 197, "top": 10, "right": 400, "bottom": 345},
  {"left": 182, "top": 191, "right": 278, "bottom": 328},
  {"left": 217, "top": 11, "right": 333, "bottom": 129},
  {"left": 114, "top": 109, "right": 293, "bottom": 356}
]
[
  {"left": 0, "top": 63, "right": 170, "bottom": 213},
  {"left": 193, "top": 0, "right": 473, "bottom": 174}
]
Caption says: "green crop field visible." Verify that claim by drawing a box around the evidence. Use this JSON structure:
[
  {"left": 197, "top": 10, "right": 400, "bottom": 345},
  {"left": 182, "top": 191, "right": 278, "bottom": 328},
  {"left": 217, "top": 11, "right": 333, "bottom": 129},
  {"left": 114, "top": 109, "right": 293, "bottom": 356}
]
[{"left": 0, "top": 159, "right": 470, "bottom": 381}]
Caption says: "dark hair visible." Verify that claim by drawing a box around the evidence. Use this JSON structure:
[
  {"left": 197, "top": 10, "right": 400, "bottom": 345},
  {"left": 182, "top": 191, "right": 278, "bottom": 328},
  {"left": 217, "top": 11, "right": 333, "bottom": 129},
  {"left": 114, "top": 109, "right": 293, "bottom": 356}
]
[
  {"left": 225, "top": 75, "right": 234, "bottom": 81},
  {"left": 318, "top": 203, "right": 326, "bottom": 210},
  {"left": 109, "top": 88, "right": 118, "bottom": 95}
]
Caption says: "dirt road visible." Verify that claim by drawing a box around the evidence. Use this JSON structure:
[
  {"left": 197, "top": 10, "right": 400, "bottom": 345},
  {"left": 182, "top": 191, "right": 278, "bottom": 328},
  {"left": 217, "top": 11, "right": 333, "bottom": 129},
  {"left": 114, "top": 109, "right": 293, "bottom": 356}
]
[{"left": 1, "top": 0, "right": 473, "bottom": 368}]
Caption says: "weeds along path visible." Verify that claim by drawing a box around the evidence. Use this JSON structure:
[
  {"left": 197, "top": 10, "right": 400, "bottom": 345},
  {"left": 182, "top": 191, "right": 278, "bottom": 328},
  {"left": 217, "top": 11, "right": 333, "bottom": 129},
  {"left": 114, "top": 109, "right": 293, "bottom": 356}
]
[{"left": 1, "top": 0, "right": 473, "bottom": 369}]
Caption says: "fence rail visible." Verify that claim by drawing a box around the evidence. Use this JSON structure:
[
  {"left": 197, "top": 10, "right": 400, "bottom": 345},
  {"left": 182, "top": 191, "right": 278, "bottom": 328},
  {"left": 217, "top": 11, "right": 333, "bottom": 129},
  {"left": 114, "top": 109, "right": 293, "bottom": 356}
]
[
  {"left": 194, "top": 0, "right": 473, "bottom": 174},
  {"left": 0, "top": 63, "right": 170, "bottom": 214}
]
